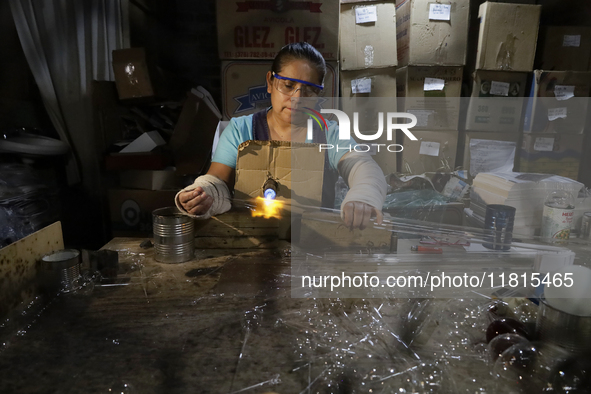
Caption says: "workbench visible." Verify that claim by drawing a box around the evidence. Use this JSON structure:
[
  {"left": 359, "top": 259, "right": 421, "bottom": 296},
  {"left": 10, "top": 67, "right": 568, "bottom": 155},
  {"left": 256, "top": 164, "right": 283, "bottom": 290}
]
[{"left": 1, "top": 232, "right": 590, "bottom": 393}]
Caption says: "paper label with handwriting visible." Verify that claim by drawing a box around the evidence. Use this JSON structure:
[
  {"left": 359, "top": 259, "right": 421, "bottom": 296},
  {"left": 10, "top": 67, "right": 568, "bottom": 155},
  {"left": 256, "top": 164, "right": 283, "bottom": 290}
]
[
  {"left": 562, "top": 35, "right": 581, "bottom": 47},
  {"left": 419, "top": 141, "right": 440, "bottom": 156},
  {"left": 429, "top": 3, "right": 451, "bottom": 21},
  {"left": 355, "top": 6, "right": 377, "bottom": 24},
  {"left": 554, "top": 85, "right": 575, "bottom": 101},
  {"left": 490, "top": 81, "right": 510, "bottom": 96},
  {"left": 548, "top": 107, "right": 567, "bottom": 121},
  {"left": 534, "top": 137, "right": 554, "bottom": 152},
  {"left": 408, "top": 109, "right": 433, "bottom": 127},
  {"left": 424, "top": 77, "right": 445, "bottom": 91},
  {"left": 351, "top": 78, "right": 372, "bottom": 94},
  {"left": 469, "top": 139, "right": 516, "bottom": 176}
]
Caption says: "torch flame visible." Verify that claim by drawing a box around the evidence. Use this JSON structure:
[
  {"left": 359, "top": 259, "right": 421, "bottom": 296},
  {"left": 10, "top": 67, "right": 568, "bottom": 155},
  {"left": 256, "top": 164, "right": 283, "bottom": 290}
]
[{"left": 251, "top": 196, "right": 283, "bottom": 219}]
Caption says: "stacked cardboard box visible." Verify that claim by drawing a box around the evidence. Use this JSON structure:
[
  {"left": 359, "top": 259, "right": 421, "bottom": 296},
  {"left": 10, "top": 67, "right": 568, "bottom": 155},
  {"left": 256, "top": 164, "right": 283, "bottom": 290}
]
[
  {"left": 339, "top": 1, "right": 398, "bottom": 175},
  {"left": 463, "top": 2, "right": 542, "bottom": 232},
  {"left": 395, "top": 0, "right": 470, "bottom": 174},
  {"left": 463, "top": 2, "right": 541, "bottom": 178},
  {"left": 217, "top": 0, "right": 340, "bottom": 119},
  {"left": 523, "top": 70, "right": 591, "bottom": 135},
  {"left": 535, "top": 26, "right": 591, "bottom": 72},
  {"left": 516, "top": 24, "right": 591, "bottom": 180},
  {"left": 519, "top": 133, "right": 585, "bottom": 180}
]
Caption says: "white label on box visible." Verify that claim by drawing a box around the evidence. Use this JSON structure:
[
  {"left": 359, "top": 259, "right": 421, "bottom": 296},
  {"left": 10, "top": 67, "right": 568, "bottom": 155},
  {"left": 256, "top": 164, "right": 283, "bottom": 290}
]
[
  {"left": 548, "top": 107, "right": 567, "bottom": 121},
  {"left": 351, "top": 78, "right": 372, "bottom": 94},
  {"left": 554, "top": 85, "right": 575, "bottom": 101},
  {"left": 563, "top": 35, "right": 581, "bottom": 47},
  {"left": 429, "top": 3, "right": 451, "bottom": 21},
  {"left": 355, "top": 6, "right": 377, "bottom": 24},
  {"left": 408, "top": 109, "right": 434, "bottom": 127},
  {"left": 424, "top": 77, "right": 445, "bottom": 91},
  {"left": 490, "top": 81, "right": 510, "bottom": 96},
  {"left": 534, "top": 137, "right": 555, "bottom": 152},
  {"left": 419, "top": 141, "right": 440, "bottom": 156},
  {"left": 469, "top": 139, "right": 516, "bottom": 176}
]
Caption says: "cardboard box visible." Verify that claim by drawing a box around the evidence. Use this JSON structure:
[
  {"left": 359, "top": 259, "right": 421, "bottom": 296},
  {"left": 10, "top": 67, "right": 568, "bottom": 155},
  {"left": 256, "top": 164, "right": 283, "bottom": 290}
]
[
  {"left": 487, "top": 0, "right": 536, "bottom": 3},
  {"left": 108, "top": 189, "right": 178, "bottom": 236},
  {"left": 536, "top": 26, "right": 591, "bottom": 72},
  {"left": 112, "top": 48, "right": 171, "bottom": 102},
  {"left": 221, "top": 61, "right": 338, "bottom": 120},
  {"left": 340, "top": 68, "right": 397, "bottom": 98},
  {"left": 234, "top": 140, "right": 324, "bottom": 212},
  {"left": 216, "top": 0, "right": 339, "bottom": 60},
  {"left": 523, "top": 70, "right": 591, "bottom": 134},
  {"left": 396, "top": 0, "right": 470, "bottom": 67},
  {"left": 519, "top": 133, "right": 584, "bottom": 180},
  {"left": 340, "top": 68, "right": 398, "bottom": 174},
  {"left": 340, "top": 2, "right": 397, "bottom": 70},
  {"left": 119, "top": 170, "right": 178, "bottom": 190},
  {"left": 396, "top": 66, "right": 462, "bottom": 130},
  {"left": 475, "top": 2, "right": 541, "bottom": 71},
  {"left": 400, "top": 130, "right": 458, "bottom": 174},
  {"left": 462, "top": 131, "right": 519, "bottom": 177},
  {"left": 170, "top": 88, "right": 221, "bottom": 175},
  {"left": 465, "top": 70, "right": 528, "bottom": 132}
]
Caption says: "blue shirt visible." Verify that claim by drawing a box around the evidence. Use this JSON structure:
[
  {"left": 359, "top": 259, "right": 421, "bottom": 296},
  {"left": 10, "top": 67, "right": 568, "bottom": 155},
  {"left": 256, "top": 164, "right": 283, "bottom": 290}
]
[{"left": 212, "top": 114, "right": 357, "bottom": 171}]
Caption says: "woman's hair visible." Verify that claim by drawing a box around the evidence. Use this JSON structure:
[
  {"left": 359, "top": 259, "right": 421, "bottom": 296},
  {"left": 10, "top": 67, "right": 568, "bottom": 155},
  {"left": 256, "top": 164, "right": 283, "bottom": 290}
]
[{"left": 271, "top": 42, "right": 326, "bottom": 84}]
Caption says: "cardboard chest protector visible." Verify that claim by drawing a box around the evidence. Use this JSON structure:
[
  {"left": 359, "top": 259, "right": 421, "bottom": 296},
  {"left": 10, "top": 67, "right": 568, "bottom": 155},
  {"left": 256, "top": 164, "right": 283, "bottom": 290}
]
[{"left": 234, "top": 140, "right": 325, "bottom": 212}]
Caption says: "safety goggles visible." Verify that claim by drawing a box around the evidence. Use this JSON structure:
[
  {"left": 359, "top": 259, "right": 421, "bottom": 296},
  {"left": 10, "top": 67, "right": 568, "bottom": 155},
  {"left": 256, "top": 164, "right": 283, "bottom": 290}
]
[{"left": 272, "top": 72, "right": 324, "bottom": 97}]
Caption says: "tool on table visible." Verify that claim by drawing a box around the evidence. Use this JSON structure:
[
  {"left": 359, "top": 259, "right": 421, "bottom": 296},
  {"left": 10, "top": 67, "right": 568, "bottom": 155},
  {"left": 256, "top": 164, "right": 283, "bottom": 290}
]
[
  {"left": 263, "top": 177, "right": 279, "bottom": 200},
  {"left": 411, "top": 245, "right": 443, "bottom": 254},
  {"left": 420, "top": 235, "right": 469, "bottom": 247}
]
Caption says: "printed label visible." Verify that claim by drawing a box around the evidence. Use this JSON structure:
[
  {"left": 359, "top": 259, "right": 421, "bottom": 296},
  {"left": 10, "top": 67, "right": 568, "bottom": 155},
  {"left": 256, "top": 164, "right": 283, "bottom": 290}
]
[
  {"left": 542, "top": 205, "right": 573, "bottom": 240},
  {"left": 408, "top": 109, "right": 434, "bottom": 127}
]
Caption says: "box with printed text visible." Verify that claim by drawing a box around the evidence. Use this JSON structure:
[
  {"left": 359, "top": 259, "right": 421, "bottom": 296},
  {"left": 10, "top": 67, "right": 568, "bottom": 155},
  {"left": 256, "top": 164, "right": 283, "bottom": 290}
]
[{"left": 216, "top": 0, "right": 339, "bottom": 60}]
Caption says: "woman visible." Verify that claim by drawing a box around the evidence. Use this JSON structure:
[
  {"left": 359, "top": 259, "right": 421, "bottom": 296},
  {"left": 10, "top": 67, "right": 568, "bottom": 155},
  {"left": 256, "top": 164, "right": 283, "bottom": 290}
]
[{"left": 176, "top": 42, "right": 386, "bottom": 230}]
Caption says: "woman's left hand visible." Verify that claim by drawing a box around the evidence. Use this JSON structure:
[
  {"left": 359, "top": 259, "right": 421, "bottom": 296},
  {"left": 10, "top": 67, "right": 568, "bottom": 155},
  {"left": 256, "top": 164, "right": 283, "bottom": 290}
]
[{"left": 342, "top": 201, "right": 383, "bottom": 230}]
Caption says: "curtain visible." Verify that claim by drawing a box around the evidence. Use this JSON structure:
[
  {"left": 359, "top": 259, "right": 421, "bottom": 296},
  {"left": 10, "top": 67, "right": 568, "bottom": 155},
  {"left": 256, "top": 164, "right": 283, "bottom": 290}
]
[{"left": 9, "top": 0, "right": 130, "bottom": 185}]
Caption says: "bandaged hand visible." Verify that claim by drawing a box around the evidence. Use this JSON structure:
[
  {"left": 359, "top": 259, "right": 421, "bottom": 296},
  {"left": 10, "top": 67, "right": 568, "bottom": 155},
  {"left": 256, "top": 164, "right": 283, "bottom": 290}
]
[
  {"left": 338, "top": 152, "right": 387, "bottom": 230},
  {"left": 342, "top": 201, "right": 383, "bottom": 230},
  {"left": 178, "top": 187, "right": 213, "bottom": 215},
  {"left": 175, "top": 174, "right": 232, "bottom": 220}
]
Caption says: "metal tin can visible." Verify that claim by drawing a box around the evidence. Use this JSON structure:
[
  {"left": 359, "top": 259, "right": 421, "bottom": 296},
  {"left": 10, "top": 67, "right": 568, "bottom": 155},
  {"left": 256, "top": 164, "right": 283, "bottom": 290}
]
[
  {"left": 541, "top": 205, "right": 574, "bottom": 240},
  {"left": 153, "top": 207, "right": 194, "bottom": 264}
]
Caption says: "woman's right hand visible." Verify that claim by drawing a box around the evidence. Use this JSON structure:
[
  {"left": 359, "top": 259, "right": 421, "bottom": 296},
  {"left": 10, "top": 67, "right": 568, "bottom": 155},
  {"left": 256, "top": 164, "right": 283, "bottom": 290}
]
[{"left": 178, "top": 187, "right": 213, "bottom": 215}]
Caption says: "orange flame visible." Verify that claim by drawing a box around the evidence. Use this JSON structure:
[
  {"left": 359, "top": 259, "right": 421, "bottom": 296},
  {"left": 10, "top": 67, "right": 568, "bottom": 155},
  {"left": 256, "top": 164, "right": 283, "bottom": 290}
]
[{"left": 251, "top": 196, "right": 283, "bottom": 219}]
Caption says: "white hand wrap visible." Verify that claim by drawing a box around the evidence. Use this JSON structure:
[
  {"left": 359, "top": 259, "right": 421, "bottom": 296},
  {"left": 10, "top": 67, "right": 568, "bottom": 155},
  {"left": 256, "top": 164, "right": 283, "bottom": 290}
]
[
  {"left": 174, "top": 174, "right": 232, "bottom": 220},
  {"left": 337, "top": 152, "right": 387, "bottom": 217}
]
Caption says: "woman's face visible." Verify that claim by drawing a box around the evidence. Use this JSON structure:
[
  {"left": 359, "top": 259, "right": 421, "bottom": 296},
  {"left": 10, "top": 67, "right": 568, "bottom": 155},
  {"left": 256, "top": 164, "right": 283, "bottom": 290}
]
[{"left": 266, "top": 59, "right": 322, "bottom": 126}]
